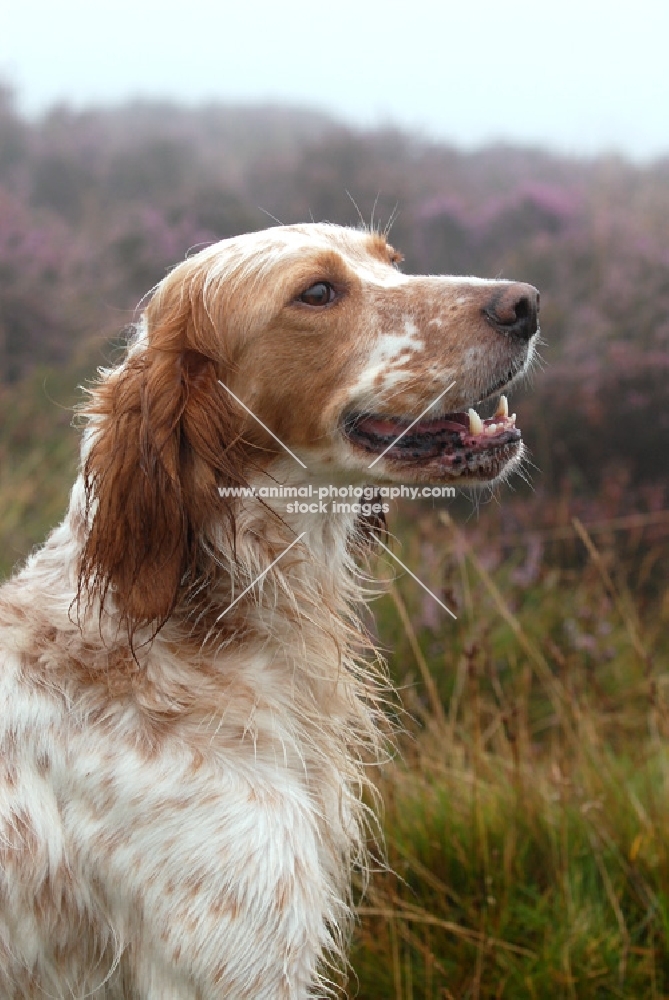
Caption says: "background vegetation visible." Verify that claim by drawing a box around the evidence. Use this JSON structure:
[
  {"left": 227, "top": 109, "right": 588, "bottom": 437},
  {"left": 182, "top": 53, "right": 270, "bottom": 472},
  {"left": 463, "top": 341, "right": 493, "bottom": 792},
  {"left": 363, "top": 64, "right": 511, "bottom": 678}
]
[{"left": 1, "top": 81, "right": 668, "bottom": 997}]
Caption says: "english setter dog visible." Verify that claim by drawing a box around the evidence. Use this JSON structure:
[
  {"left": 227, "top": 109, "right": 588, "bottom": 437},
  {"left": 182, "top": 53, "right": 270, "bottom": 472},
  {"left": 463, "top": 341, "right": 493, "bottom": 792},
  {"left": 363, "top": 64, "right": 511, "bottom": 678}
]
[{"left": 0, "top": 224, "right": 538, "bottom": 998}]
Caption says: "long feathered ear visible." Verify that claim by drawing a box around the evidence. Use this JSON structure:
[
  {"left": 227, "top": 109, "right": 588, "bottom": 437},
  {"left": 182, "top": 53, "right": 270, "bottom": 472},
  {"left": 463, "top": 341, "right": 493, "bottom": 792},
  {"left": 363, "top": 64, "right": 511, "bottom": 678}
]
[{"left": 78, "top": 281, "right": 250, "bottom": 640}]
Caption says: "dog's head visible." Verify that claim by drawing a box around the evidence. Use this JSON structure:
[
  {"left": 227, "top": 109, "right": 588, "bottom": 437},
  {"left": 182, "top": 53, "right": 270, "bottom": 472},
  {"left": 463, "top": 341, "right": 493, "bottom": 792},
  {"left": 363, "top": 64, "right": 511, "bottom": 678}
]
[{"left": 79, "top": 223, "right": 539, "bottom": 631}]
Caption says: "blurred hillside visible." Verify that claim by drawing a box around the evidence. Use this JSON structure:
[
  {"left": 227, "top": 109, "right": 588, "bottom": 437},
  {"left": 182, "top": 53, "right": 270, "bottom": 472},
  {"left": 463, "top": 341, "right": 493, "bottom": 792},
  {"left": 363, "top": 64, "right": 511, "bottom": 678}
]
[{"left": 2, "top": 81, "right": 668, "bottom": 514}]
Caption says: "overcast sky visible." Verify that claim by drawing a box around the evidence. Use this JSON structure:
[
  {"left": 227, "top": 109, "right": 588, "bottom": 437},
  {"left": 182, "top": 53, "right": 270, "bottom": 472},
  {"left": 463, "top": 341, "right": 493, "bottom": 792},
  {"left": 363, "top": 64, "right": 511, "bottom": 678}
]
[{"left": 2, "top": 0, "right": 668, "bottom": 160}]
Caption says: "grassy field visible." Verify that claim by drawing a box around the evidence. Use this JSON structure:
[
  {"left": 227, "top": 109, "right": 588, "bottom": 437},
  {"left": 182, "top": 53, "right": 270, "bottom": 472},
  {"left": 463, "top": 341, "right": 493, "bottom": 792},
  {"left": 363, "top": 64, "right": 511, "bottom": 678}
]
[
  {"left": 0, "top": 367, "right": 82, "bottom": 577},
  {"left": 2, "top": 375, "right": 669, "bottom": 999},
  {"left": 349, "top": 508, "right": 669, "bottom": 998}
]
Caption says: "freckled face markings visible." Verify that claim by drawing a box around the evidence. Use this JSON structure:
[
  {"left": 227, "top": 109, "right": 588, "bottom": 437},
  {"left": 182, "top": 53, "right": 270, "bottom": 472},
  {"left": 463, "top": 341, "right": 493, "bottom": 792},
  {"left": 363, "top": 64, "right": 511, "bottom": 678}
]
[{"left": 351, "top": 315, "right": 426, "bottom": 398}]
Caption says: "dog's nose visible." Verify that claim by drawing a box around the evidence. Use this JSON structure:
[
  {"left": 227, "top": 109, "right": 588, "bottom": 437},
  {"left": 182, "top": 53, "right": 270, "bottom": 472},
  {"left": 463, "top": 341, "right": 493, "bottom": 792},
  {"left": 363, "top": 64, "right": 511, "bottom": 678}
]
[{"left": 484, "top": 283, "right": 539, "bottom": 342}]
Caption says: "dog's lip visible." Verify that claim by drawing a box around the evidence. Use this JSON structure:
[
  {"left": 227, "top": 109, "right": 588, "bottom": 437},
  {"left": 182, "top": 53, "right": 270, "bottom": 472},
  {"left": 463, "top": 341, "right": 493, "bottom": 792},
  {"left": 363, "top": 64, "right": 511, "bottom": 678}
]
[
  {"left": 345, "top": 411, "right": 470, "bottom": 436},
  {"left": 342, "top": 394, "right": 521, "bottom": 470},
  {"left": 342, "top": 390, "right": 517, "bottom": 438}
]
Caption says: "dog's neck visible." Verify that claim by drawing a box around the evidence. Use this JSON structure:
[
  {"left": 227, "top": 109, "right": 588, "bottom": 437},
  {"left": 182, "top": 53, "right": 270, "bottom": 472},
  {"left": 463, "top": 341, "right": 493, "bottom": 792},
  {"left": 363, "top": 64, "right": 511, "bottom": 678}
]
[{"left": 42, "top": 466, "right": 362, "bottom": 649}]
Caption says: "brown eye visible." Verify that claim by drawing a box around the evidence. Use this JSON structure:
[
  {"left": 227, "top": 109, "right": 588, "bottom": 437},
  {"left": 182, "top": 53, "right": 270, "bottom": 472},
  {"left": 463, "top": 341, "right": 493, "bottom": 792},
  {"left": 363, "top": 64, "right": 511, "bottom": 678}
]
[{"left": 298, "top": 282, "right": 336, "bottom": 307}]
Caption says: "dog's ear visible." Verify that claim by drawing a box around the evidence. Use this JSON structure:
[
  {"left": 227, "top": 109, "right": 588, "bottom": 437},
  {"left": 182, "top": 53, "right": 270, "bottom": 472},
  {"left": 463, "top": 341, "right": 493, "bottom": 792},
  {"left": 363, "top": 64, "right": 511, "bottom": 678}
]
[{"left": 78, "top": 282, "right": 250, "bottom": 640}]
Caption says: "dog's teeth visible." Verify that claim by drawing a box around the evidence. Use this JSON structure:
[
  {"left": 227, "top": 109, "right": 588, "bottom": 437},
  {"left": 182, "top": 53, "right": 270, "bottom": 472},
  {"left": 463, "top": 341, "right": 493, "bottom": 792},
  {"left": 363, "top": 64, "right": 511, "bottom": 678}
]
[
  {"left": 485, "top": 422, "right": 498, "bottom": 436},
  {"left": 495, "top": 394, "right": 509, "bottom": 418},
  {"left": 510, "top": 413, "right": 517, "bottom": 423},
  {"left": 468, "top": 408, "right": 484, "bottom": 435}
]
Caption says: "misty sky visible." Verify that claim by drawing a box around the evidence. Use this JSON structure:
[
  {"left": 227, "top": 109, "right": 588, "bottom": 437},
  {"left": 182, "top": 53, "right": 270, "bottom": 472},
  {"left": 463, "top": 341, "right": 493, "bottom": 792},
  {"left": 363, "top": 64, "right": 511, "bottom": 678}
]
[{"left": 2, "top": 0, "right": 668, "bottom": 160}]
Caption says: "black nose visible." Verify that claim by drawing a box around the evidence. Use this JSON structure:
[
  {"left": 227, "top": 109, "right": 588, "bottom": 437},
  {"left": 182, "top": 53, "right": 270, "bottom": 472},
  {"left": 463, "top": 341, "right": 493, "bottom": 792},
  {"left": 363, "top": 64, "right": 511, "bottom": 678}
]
[{"left": 484, "top": 283, "right": 539, "bottom": 342}]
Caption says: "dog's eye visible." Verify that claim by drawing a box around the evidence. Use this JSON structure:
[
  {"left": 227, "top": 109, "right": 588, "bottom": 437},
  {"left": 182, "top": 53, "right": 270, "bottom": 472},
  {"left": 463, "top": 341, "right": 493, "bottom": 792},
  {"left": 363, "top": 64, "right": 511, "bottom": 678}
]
[{"left": 298, "top": 282, "right": 337, "bottom": 307}]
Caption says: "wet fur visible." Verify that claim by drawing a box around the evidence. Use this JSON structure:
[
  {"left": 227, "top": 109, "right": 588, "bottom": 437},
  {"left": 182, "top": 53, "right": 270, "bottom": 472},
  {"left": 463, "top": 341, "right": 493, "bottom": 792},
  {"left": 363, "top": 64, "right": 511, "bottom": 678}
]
[{"left": 0, "top": 223, "right": 536, "bottom": 998}]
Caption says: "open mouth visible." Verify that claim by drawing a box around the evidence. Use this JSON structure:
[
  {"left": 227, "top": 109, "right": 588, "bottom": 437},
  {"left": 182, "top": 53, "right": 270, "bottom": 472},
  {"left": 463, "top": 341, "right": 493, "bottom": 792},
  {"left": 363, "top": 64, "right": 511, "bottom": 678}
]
[{"left": 343, "top": 395, "right": 522, "bottom": 479}]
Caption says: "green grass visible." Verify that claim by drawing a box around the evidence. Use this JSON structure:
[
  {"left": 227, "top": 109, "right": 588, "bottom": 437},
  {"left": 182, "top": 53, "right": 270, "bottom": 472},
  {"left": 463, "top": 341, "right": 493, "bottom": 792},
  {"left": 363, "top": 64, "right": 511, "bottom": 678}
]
[
  {"left": 349, "top": 511, "right": 669, "bottom": 998},
  {"left": 0, "top": 367, "right": 82, "bottom": 577}
]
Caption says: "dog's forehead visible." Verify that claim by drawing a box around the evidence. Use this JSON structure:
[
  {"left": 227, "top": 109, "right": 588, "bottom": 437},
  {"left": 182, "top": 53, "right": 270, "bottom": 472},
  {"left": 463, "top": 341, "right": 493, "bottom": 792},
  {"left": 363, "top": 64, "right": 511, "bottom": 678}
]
[
  {"left": 244, "top": 222, "right": 393, "bottom": 259},
  {"left": 199, "top": 223, "right": 403, "bottom": 284}
]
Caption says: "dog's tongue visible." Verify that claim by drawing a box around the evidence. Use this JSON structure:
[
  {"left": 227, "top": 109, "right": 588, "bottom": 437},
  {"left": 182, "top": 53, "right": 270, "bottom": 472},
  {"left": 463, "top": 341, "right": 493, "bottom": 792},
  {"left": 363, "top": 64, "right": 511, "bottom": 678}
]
[{"left": 356, "top": 412, "right": 469, "bottom": 437}]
